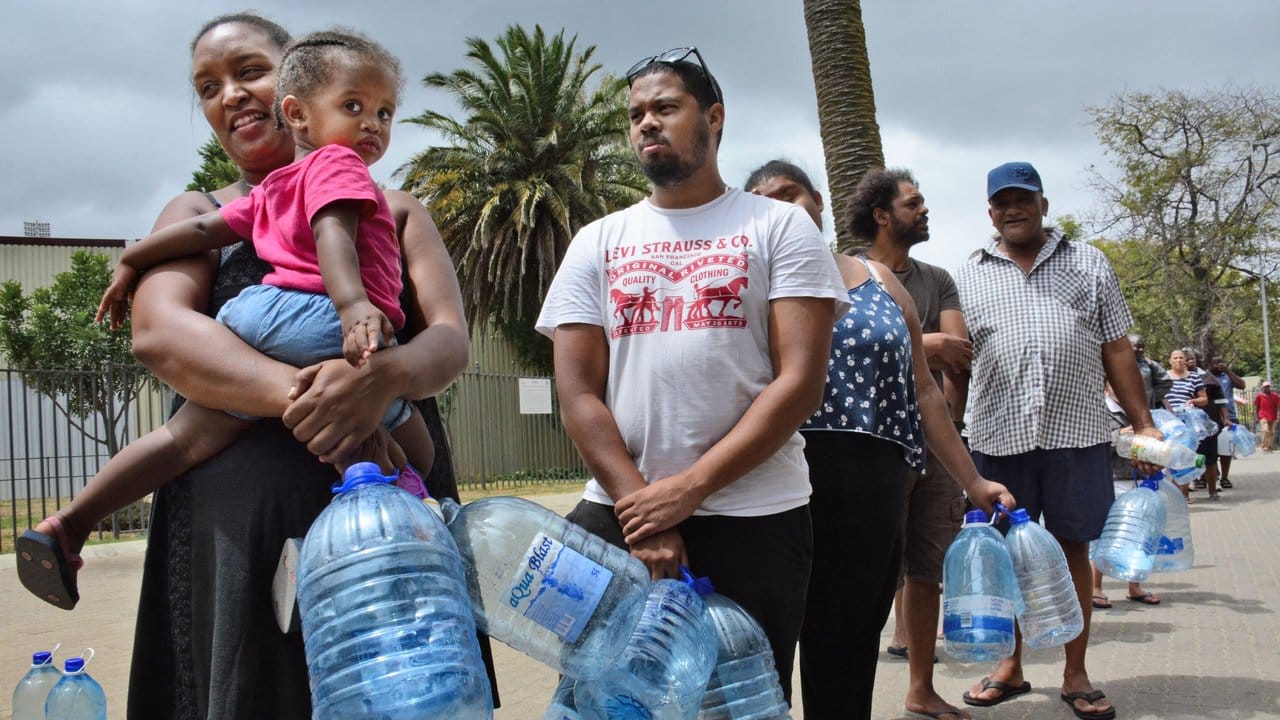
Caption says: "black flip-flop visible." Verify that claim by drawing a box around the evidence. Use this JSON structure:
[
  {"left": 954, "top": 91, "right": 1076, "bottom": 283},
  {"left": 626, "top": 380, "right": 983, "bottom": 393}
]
[
  {"left": 1127, "top": 592, "right": 1161, "bottom": 605},
  {"left": 886, "top": 645, "right": 909, "bottom": 659},
  {"left": 962, "top": 678, "right": 1032, "bottom": 707},
  {"left": 1091, "top": 594, "right": 1113, "bottom": 609},
  {"left": 16, "top": 518, "right": 83, "bottom": 611},
  {"left": 1061, "top": 690, "right": 1116, "bottom": 719}
]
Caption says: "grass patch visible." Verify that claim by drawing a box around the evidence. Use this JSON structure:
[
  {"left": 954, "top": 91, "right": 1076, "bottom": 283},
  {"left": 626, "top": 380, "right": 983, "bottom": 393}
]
[{"left": 0, "top": 497, "right": 150, "bottom": 554}]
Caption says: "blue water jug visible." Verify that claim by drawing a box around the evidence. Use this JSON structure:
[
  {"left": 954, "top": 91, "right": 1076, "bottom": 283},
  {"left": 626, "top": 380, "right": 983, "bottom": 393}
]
[
  {"left": 11, "top": 647, "right": 60, "bottom": 720},
  {"left": 441, "top": 496, "right": 649, "bottom": 680},
  {"left": 1150, "top": 408, "right": 1198, "bottom": 450},
  {"left": 1003, "top": 507, "right": 1082, "bottom": 649},
  {"left": 1153, "top": 473, "right": 1195, "bottom": 573},
  {"left": 1091, "top": 476, "right": 1167, "bottom": 582},
  {"left": 298, "top": 463, "right": 493, "bottom": 719},
  {"left": 942, "top": 510, "right": 1020, "bottom": 662},
  {"left": 698, "top": 590, "right": 791, "bottom": 719},
  {"left": 1227, "top": 424, "right": 1257, "bottom": 457},
  {"left": 1176, "top": 407, "right": 1218, "bottom": 440},
  {"left": 544, "top": 675, "right": 582, "bottom": 720},
  {"left": 574, "top": 572, "right": 719, "bottom": 720},
  {"left": 44, "top": 652, "right": 106, "bottom": 720}
]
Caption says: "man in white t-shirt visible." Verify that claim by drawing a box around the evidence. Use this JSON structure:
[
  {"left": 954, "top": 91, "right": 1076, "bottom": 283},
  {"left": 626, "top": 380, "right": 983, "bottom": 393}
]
[{"left": 535, "top": 48, "right": 846, "bottom": 702}]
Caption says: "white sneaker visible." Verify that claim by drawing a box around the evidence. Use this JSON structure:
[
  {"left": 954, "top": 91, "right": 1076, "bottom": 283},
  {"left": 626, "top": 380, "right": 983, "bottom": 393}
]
[{"left": 272, "top": 537, "right": 302, "bottom": 634}]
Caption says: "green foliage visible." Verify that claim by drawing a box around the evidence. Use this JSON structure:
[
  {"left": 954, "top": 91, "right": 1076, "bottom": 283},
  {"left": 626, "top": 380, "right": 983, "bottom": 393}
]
[
  {"left": 0, "top": 251, "right": 148, "bottom": 453},
  {"left": 186, "top": 134, "right": 242, "bottom": 192},
  {"left": 1086, "top": 87, "right": 1280, "bottom": 365},
  {"left": 397, "top": 24, "right": 648, "bottom": 374}
]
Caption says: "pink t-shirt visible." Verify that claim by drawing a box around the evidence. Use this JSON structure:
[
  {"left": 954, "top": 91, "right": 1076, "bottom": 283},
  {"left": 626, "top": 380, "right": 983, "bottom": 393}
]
[{"left": 220, "top": 144, "right": 405, "bottom": 329}]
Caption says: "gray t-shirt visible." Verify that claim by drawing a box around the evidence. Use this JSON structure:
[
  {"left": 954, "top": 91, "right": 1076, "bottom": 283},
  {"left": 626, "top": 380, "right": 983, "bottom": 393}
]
[{"left": 890, "top": 258, "right": 961, "bottom": 392}]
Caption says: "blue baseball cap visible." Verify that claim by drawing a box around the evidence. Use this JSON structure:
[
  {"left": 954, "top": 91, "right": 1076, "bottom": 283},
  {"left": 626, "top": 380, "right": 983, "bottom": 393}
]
[{"left": 987, "top": 161, "right": 1043, "bottom": 199}]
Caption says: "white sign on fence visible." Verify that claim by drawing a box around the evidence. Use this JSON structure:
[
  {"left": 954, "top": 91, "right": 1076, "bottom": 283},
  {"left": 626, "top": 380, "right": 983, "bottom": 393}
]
[{"left": 518, "top": 378, "right": 553, "bottom": 415}]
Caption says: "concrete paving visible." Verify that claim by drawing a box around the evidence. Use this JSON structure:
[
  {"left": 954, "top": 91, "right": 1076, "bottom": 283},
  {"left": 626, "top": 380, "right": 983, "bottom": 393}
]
[{"left": 3, "top": 455, "right": 1278, "bottom": 719}]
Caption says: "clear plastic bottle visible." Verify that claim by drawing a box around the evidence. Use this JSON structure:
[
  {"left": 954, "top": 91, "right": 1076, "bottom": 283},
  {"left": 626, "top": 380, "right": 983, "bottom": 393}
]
[
  {"left": 441, "top": 496, "right": 650, "bottom": 680},
  {"left": 11, "top": 647, "right": 60, "bottom": 720},
  {"left": 543, "top": 675, "right": 581, "bottom": 720},
  {"left": 574, "top": 574, "right": 719, "bottom": 720},
  {"left": 1153, "top": 473, "right": 1195, "bottom": 573},
  {"left": 1003, "top": 508, "right": 1083, "bottom": 649},
  {"left": 1113, "top": 430, "right": 1198, "bottom": 469},
  {"left": 44, "top": 652, "right": 105, "bottom": 720},
  {"left": 298, "top": 463, "right": 493, "bottom": 719},
  {"left": 942, "top": 510, "right": 1021, "bottom": 662},
  {"left": 698, "top": 591, "right": 791, "bottom": 720},
  {"left": 1228, "top": 424, "right": 1257, "bottom": 457},
  {"left": 1150, "top": 408, "right": 1198, "bottom": 450},
  {"left": 1091, "top": 476, "right": 1167, "bottom": 582},
  {"left": 1176, "top": 407, "right": 1218, "bottom": 440},
  {"left": 1167, "top": 455, "right": 1206, "bottom": 486}
]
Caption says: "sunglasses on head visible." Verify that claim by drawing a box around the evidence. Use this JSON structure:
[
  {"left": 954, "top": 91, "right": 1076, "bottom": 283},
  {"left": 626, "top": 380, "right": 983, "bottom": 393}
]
[{"left": 626, "top": 47, "right": 723, "bottom": 105}]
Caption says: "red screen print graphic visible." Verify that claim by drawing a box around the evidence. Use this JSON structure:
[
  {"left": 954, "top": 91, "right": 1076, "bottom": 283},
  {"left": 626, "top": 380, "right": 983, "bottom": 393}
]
[{"left": 606, "top": 250, "right": 750, "bottom": 338}]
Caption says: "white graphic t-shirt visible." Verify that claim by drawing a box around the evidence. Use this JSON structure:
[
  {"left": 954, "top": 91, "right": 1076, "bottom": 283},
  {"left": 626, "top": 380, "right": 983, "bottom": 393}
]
[{"left": 536, "top": 188, "right": 848, "bottom": 516}]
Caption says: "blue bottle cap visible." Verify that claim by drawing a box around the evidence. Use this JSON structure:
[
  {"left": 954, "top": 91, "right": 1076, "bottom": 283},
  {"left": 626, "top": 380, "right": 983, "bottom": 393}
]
[
  {"left": 32, "top": 651, "right": 52, "bottom": 665},
  {"left": 1007, "top": 508, "right": 1031, "bottom": 524},
  {"left": 64, "top": 657, "right": 84, "bottom": 673},
  {"left": 963, "top": 509, "right": 988, "bottom": 525},
  {"left": 331, "top": 462, "right": 397, "bottom": 494},
  {"left": 679, "top": 566, "right": 715, "bottom": 596}
]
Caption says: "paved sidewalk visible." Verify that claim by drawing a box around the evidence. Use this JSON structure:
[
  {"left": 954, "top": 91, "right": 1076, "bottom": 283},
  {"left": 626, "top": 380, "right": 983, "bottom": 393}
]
[{"left": 3, "top": 456, "right": 1278, "bottom": 719}]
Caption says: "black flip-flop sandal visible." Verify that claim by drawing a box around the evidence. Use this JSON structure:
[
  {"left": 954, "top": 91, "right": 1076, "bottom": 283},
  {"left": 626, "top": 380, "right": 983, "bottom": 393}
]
[
  {"left": 16, "top": 518, "right": 83, "bottom": 610},
  {"left": 1061, "top": 690, "right": 1116, "bottom": 719},
  {"left": 962, "top": 678, "right": 1032, "bottom": 707}
]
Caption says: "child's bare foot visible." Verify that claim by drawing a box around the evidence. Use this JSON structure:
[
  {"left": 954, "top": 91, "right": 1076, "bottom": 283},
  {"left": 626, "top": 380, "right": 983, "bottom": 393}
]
[{"left": 16, "top": 515, "right": 85, "bottom": 610}]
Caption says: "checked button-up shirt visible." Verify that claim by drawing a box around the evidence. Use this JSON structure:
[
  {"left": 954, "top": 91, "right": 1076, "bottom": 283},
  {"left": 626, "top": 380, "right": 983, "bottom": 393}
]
[{"left": 956, "top": 228, "right": 1133, "bottom": 456}]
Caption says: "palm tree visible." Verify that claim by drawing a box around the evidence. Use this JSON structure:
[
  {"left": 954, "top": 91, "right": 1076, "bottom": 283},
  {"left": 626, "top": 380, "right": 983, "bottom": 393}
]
[
  {"left": 398, "top": 24, "right": 647, "bottom": 372},
  {"left": 802, "top": 0, "right": 885, "bottom": 251}
]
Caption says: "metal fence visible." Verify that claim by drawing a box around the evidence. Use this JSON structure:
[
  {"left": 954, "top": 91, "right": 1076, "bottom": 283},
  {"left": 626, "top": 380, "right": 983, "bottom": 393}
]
[{"left": 0, "top": 362, "right": 587, "bottom": 551}]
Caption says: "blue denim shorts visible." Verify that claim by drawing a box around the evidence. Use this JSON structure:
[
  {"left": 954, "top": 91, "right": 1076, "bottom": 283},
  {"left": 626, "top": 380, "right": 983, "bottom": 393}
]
[
  {"left": 972, "top": 444, "right": 1114, "bottom": 543},
  {"left": 216, "top": 284, "right": 410, "bottom": 428}
]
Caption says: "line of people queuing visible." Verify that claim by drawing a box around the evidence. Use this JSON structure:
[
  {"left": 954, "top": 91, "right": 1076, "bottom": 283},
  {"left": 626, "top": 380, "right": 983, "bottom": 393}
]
[{"left": 13, "top": 14, "right": 1196, "bottom": 720}]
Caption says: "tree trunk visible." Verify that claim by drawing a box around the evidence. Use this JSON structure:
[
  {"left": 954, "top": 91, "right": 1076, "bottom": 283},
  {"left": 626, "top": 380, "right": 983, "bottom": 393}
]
[{"left": 803, "top": 0, "right": 885, "bottom": 252}]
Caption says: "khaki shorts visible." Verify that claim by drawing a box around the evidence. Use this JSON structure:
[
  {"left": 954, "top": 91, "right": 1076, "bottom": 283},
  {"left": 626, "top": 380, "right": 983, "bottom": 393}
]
[{"left": 898, "top": 453, "right": 967, "bottom": 585}]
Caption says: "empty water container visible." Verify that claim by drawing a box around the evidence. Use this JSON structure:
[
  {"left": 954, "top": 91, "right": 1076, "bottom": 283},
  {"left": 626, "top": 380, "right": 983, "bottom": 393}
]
[
  {"left": 1003, "top": 507, "right": 1083, "bottom": 649},
  {"left": 1167, "top": 455, "right": 1206, "bottom": 486},
  {"left": 441, "top": 496, "right": 650, "bottom": 680},
  {"left": 1227, "top": 424, "right": 1257, "bottom": 457},
  {"left": 1176, "top": 407, "right": 1218, "bottom": 440},
  {"left": 1114, "top": 430, "right": 1198, "bottom": 470},
  {"left": 698, "top": 589, "right": 791, "bottom": 720},
  {"left": 44, "top": 651, "right": 106, "bottom": 720},
  {"left": 1153, "top": 473, "right": 1195, "bottom": 573},
  {"left": 11, "top": 647, "right": 60, "bottom": 720},
  {"left": 298, "top": 463, "right": 493, "bottom": 719},
  {"left": 1091, "top": 476, "right": 1167, "bottom": 582},
  {"left": 1150, "top": 409, "right": 1198, "bottom": 450},
  {"left": 574, "top": 573, "right": 719, "bottom": 720},
  {"left": 943, "top": 510, "right": 1021, "bottom": 662},
  {"left": 544, "top": 675, "right": 582, "bottom": 720}
]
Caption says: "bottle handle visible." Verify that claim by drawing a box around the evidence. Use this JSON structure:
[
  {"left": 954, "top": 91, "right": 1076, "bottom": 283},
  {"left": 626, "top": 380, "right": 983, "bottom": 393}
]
[
  {"left": 79, "top": 648, "right": 95, "bottom": 669},
  {"left": 991, "top": 502, "right": 1009, "bottom": 524}
]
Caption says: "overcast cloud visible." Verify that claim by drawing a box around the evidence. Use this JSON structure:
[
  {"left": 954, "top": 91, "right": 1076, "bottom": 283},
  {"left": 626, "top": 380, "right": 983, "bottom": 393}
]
[{"left": 4, "top": 1, "right": 1278, "bottom": 273}]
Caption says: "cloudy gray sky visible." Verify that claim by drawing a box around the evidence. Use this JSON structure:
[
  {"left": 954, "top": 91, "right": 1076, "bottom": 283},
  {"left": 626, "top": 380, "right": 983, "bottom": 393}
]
[{"left": 4, "top": 1, "right": 1278, "bottom": 273}]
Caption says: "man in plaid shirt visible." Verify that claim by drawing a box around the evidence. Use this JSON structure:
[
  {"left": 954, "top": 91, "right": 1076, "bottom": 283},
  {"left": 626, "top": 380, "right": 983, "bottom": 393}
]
[{"left": 955, "top": 162, "right": 1164, "bottom": 720}]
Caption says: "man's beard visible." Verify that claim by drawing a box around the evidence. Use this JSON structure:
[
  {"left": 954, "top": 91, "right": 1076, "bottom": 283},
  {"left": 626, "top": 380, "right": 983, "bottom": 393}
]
[
  {"left": 889, "top": 213, "right": 928, "bottom": 247},
  {"left": 638, "top": 121, "right": 711, "bottom": 188}
]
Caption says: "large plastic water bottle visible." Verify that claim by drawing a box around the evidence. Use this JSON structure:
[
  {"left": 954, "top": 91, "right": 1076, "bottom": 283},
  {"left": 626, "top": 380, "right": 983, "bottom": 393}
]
[
  {"left": 1167, "top": 455, "right": 1206, "bottom": 486},
  {"left": 441, "top": 496, "right": 650, "bottom": 679},
  {"left": 298, "top": 463, "right": 493, "bottom": 720},
  {"left": 11, "top": 647, "right": 60, "bottom": 720},
  {"left": 44, "top": 652, "right": 106, "bottom": 720},
  {"left": 1002, "top": 507, "right": 1083, "bottom": 649},
  {"left": 574, "top": 572, "right": 719, "bottom": 720},
  {"left": 544, "top": 675, "right": 582, "bottom": 720},
  {"left": 698, "top": 591, "right": 791, "bottom": 720},
  {"left": 1176, "top": 407, "right": 1218, "bottom": 440},
  {"left": 1153, "top": 473, "right": 1195, "bottom": 573},
  {"left": 1227, "top": 423, "right": 1257, "bottom": 457},
  {"left": 1091, "top": 476, "right": 1167, "bottom": 582},
  {"left": 1113, "top": 430, "right": 1198, "bottom": 470},
  {"left": 1150, "top": 409, "right": 1198, "bottom": 450},
  {"left": 942, "top": 510, "right": 1021, "bottom": 662}
]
